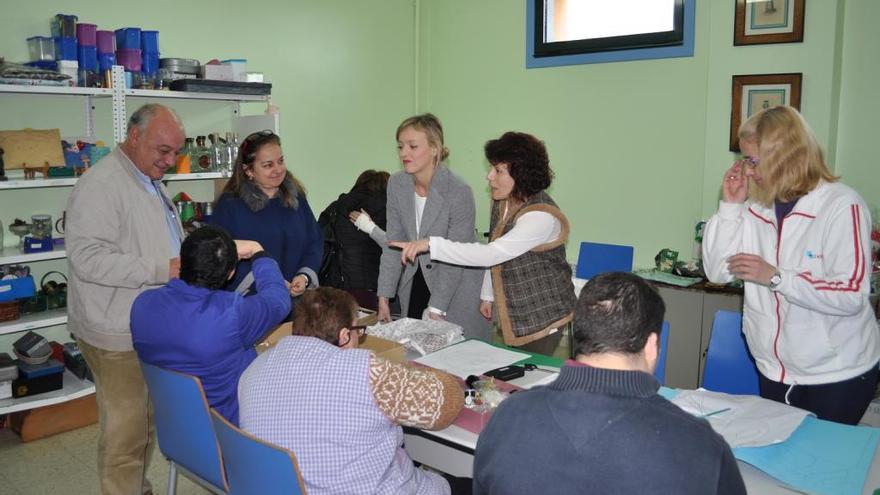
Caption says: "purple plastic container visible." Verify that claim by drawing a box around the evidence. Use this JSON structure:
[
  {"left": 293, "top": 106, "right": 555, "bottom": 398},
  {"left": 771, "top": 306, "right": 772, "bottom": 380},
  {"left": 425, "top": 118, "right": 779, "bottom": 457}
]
[
  {"left": 116, "top": 48, "right": 142, "bottom": 72},
  {"left": 76, "top": 23, "right": 97, "bottom": 46},
  {"left": 115, "top": 28, "right": 141, "bottom": 50},
  {"left": 96, "top": 30, "right": 115, "bottom": 54}
]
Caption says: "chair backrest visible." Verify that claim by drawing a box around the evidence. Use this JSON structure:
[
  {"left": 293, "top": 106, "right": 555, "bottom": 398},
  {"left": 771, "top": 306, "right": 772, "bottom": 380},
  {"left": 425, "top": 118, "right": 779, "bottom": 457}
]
[
  {"left": 654, "top": 321, "right": 670, "bottom": 384},
  {"left": 210, "top": 409, "right": 307, "bottom": 495},
  {"left": 575, "top": 242, "right": 634, "bottom": 280},
  {"left": 139, "top": 361, "right": 228, "bottom": 491},
  {"left": 702, "top": 310, "right": 760, "bottom": 395}
]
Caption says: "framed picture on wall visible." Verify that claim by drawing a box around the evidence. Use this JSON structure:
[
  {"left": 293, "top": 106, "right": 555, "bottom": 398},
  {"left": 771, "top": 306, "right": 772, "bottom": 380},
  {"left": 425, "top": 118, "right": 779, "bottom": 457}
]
[
  {"left": 729, "top": 73, "right": 802, "bottom": 151},
  {"left": 734, "top": 0, "right": 805, "bottom": 46}
]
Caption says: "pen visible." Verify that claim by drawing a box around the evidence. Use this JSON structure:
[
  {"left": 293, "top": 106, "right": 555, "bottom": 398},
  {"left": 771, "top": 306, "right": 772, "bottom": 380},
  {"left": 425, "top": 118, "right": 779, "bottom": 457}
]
[{"left": 700, "top": 407, "right": 731, "bottom": 418}]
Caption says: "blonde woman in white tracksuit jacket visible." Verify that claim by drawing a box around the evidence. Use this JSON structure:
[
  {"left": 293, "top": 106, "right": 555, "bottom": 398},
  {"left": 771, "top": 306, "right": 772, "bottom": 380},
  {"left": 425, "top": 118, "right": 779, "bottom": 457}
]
[{"left": 703, "top": 106, "right": 879, "bottom": 425}]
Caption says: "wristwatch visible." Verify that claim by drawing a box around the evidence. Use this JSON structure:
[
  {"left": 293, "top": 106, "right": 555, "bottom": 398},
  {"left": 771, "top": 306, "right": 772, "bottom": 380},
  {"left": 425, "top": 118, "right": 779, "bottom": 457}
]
[{"left": 768, "top": 270, "right": 782, "bottom": 290}]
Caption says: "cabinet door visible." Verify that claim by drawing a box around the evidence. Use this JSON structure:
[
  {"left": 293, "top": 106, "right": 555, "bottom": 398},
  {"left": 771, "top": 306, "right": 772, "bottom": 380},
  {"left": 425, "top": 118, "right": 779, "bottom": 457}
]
[{"left": 655, "top": 286, "right": 703, "bottom": 389}]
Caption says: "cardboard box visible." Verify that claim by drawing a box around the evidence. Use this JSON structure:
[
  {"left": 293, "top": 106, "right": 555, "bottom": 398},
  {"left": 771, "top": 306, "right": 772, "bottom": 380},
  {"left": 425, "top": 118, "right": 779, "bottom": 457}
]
[{"left": 360, "top": 335, "right": 405, "bottom": 364}]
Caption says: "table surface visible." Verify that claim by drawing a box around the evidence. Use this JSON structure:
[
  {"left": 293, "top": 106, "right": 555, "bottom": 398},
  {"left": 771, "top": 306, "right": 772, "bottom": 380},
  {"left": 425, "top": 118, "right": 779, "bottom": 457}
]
[{"left": 405, "top": 344, "right": 880, "bottom": 495}]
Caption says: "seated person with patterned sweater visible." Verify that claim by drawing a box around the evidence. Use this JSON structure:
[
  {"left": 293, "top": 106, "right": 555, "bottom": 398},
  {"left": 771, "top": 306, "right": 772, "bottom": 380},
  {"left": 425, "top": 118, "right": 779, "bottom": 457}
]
[
  {"left": 239, "top": 286, "right": 463, "bottom": 495},
  {"left": 132, "top": 225, "right": 290, "bottom": 425},
  {"left": 474, "top": 272, "right": 746, "bottom": 495}
]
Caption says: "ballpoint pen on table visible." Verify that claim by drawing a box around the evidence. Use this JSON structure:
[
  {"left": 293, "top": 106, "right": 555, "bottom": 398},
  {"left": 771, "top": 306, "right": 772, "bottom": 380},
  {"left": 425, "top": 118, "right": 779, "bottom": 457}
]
[{"left": 700, "top": 407, "right": 731, "bottom": 418}]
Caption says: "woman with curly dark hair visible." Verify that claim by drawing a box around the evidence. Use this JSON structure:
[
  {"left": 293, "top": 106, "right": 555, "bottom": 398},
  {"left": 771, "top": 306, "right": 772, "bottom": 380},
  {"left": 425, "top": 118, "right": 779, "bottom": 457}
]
[{"left": 392, "top": 131, "right": 575, "bottom": 354}]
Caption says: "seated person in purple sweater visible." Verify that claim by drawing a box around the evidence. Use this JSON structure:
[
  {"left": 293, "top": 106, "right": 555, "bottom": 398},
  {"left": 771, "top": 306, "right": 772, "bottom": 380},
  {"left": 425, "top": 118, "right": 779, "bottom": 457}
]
[
  {"left": 239, "top": 287, "right": 463, "bottom": 495},
  {"left": 131, "top": 225, "right": 290, "bottom": 425},
  {"left": 210, "top": 130, "right": 323, "bottom": 302},
  {"left": 474, "top": 272, "right": 746, "bottom": 495}
]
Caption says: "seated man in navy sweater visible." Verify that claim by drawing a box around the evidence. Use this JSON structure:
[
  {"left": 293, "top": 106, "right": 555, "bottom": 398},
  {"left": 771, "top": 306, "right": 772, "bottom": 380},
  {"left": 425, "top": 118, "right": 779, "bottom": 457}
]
[
  {"left": 474, "top": 272, "right": 746, "bottom": 495},
  {"left": 131, "top": 225, "right": 290, "bottom": 425}
]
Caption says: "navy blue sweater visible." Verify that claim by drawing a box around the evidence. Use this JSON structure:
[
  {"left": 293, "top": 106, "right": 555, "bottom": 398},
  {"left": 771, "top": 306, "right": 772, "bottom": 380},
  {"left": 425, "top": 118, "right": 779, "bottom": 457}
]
[
  {"left": 211, "top": 193, "right": 323, "bottom": 291},
  {"left": 474, "top": 365, "right": 746, "bottom": 495}
]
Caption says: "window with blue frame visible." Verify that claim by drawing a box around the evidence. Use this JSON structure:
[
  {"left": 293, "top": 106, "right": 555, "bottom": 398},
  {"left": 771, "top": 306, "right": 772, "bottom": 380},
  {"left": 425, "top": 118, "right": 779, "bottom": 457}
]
[{"left": 527, "top": 0, "right": 695, "bottom": 68}]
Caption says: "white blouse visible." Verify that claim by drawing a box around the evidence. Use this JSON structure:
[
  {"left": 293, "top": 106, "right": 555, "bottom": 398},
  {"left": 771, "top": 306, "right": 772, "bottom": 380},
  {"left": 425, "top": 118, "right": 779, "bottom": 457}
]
[{"left": 428, "top": 210, "right": 561, "bottom": 301}]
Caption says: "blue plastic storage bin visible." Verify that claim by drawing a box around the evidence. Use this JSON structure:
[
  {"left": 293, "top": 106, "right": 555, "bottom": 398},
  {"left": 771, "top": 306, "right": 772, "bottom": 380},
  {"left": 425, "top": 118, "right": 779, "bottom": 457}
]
[
  {"left": 115, "top": 27, "right": 141, "bottom": 50},
  {"left": 98, "top": 52, "right": 116, "bottom": 71},
  {"left": 0, "top": 276, "right": 36, "bottom": 303},
  {"left": 142, "top": 52, "right": 160, "bottom": 73},
  {"left": 54, "top": 37, "right": 77, "bottom": 61},
  {"left": 141, "top": 30, "right": 159, "bottom": 54},
  {"left": 78, "top": 45, "right": 97, "bottom": 71}
]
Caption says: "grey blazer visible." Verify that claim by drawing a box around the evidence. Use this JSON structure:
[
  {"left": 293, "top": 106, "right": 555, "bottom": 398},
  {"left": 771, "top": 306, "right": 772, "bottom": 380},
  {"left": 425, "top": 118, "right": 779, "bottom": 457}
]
[{"left": 378, "top": 166, "right": 491, "bottom": 342}]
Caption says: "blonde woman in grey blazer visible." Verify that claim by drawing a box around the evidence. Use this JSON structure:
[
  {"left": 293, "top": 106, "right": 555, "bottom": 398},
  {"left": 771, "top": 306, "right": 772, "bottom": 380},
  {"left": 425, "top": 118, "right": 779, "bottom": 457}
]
[{"left": 377, "top": 114, "right": 491, "bottom": 342}]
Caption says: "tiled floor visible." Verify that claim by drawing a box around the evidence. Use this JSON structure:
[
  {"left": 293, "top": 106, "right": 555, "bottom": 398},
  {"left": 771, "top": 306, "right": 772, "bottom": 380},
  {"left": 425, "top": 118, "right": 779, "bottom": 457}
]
[
  {"left": 0, "top": 424, "right": 210, "bottom": 495},
  {"left": 0, "top": 334, "right": 571, "bottom": 494}
]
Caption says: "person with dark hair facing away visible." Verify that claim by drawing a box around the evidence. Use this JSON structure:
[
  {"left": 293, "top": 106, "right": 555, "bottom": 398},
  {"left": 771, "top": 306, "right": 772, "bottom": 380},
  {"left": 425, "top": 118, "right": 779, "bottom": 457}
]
[
  {"left": 318, "top": 169, "right": 389, "bottom": 295},
  {"left": 239, "top": 286, "right": 464, "bottom": 495},
  {"left": 473, "top": 272, "right": 746, "bottom": 495},
  {"left": 211, "top": 130, "right": 323, "bottom": 306},
  {"left": 391, "top": 131, "right": 575, "bottom": 355},
  {"left": 131, "top": 225, "right": 290, "bottom": 425}
]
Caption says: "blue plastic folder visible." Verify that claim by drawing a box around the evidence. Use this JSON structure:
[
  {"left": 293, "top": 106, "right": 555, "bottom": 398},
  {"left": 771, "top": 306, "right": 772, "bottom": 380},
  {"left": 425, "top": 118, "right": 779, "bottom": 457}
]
[
  {"left": 734, "top": 416, "right": 880, "bottom": 495},
  {"left": 575, "top": 242, "right": 634, "bottom": 280}
]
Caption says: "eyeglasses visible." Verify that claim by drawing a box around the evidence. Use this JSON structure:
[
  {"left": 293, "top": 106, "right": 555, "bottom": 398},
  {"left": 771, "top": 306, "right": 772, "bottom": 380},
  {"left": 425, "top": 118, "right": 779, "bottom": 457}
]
[{"left": 347, "top": 325, "right": 368, "bottom": 337}]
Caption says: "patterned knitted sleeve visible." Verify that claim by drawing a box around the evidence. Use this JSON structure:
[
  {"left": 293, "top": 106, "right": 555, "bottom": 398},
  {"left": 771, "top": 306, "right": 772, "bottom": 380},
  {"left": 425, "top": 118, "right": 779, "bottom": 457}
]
[{"left": 368, "top": 355, "right": 464, "bottom": 430}]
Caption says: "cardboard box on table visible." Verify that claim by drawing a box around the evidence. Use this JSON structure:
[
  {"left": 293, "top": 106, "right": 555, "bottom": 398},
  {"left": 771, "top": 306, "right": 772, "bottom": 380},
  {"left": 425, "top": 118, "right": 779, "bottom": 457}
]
[{"left": 255, "top": 308, "right": 403, "bottom": 363}]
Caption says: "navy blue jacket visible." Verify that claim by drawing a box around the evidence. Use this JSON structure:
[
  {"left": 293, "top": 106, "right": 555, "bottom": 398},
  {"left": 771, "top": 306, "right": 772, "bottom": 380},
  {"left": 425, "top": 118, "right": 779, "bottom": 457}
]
[
  {"left": 211, "top": 193, "right": 323, "bottom": 291},
  {"left": 131, "top": 256, "right": 290, "bottom": 425},
  {"left": 474, "top": 364, "right": 746, "bottom": 495}
]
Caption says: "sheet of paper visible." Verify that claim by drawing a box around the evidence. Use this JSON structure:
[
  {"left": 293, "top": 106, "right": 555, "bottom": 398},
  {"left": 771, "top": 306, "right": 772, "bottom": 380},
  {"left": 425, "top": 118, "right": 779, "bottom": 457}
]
[
  {"left": 734, "top": 417, "right": 880, "bottom": 495},
  {"left": 671, "top": 389, "right": 811, "bottom": 448},
  {"left": 413, "top": 340, "right": 531, "bottom": 379}
]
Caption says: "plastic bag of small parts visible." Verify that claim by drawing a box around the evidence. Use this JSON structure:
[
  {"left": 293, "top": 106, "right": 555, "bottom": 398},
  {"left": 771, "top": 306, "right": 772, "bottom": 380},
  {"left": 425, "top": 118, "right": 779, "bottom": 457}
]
[{"left": 366, "top": 317, "right": 464, "bottom": 357}]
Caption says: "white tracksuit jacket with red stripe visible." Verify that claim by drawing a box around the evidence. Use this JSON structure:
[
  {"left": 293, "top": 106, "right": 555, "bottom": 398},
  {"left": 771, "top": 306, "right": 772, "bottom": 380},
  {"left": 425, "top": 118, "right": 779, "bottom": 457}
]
[{"left": 703, "top": 181, "right": 879, "bottom": 385}]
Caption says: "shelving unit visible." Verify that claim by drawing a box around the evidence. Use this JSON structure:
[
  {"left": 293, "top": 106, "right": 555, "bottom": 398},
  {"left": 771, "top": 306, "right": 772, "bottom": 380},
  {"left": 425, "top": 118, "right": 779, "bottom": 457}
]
[
  {"left": 0, "top": 308, "right": 67, "bottom": 337},
  {"left": 0, "top": 72, "right": 271, "bottom": 414},
  {"left": 0, "top": 246, "right": 66, "bottom": 265},
  {"left": 0, "top": 370, "right": 94, "bottom": 415}
]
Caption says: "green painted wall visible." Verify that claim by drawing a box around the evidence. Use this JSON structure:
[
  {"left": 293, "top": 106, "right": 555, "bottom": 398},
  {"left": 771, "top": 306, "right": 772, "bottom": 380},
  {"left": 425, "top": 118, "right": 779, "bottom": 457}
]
[
  {"left": 0, "top": 1, "right": 875, "bottom": 348},
  {"left": 417, "top": 0, "right": 869, "bottom": 268},
  {"left": 834, "top": 0, "right": 880, "bottom": 212}
]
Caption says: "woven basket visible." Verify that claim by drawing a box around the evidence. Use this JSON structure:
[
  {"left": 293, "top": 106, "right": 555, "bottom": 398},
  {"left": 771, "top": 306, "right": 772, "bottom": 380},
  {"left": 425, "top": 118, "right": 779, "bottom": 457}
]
[{"left": 0, "top": 301, "right": 20, "bottom": 322}]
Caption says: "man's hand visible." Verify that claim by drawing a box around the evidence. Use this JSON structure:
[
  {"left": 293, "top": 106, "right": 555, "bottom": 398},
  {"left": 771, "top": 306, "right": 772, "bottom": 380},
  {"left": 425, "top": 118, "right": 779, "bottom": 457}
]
[{"left": 377, "top": 297, "right": 392, "bottom": 323}]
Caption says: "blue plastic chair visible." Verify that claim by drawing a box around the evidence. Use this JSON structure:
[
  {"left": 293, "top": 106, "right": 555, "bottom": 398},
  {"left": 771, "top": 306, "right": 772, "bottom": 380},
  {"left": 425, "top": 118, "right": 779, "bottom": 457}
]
[
  {"left": 139, "top": 361, "right": 228, "bottom": 494},
  {"left": 210, "top": 409, "right": 307, "bottom": 495},
  {"left": 654, "top": 321, "right": 670, "bottom": 384},
  {"left": 702, "top": 310, "right": 760, "bottom": 395}
]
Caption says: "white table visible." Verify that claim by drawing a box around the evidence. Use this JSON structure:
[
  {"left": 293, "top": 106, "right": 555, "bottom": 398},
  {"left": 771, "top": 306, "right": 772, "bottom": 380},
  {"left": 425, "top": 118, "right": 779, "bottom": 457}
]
[{"left": 403, "top": 373, "right": 880, "bottom": 494}]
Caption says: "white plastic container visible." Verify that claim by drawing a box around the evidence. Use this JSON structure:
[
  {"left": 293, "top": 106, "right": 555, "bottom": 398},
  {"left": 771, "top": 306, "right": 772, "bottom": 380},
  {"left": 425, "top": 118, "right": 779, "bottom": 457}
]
[
  {"left": 58, "top": 60, "right": 79, "bottom": 86},
  {"left": 221, "top": 59, "right": 247, "bottom": 82}
]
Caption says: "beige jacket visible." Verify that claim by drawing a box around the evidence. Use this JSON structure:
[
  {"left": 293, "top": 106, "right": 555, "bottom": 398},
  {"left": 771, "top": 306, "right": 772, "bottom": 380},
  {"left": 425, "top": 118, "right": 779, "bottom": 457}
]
[{"left": 66, "top": 147, "right": 183, "bottom": 351}]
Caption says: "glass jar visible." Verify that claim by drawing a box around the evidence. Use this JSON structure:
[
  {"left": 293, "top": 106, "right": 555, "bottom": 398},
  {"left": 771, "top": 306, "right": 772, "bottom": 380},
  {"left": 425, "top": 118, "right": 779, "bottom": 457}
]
[{"left": 31, "top": 214, "right": 53, "bottom": 239}]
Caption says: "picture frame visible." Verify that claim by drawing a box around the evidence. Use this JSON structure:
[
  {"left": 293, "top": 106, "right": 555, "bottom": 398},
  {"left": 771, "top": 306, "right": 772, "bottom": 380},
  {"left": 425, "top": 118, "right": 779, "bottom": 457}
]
[
  {"left": 729, "top": 73, "right": 802, "bottom": 151},
  {"left": 734, "top": 0, "right": 805, "bottom": 46}
]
